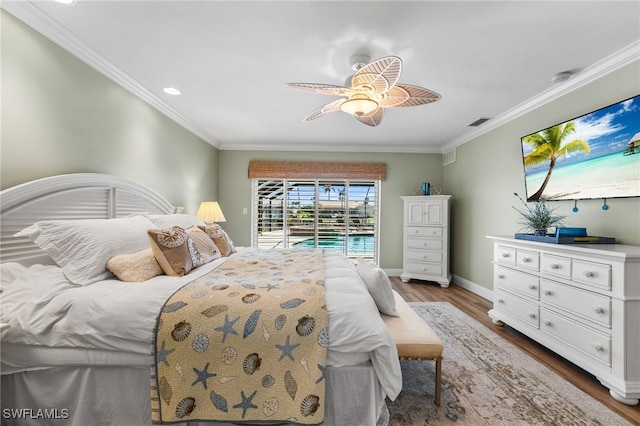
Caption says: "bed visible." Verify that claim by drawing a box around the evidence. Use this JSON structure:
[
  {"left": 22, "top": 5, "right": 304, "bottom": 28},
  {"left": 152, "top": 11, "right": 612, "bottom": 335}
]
[{"left": 0, "top": 173, "right": 402, "bottom": 426}]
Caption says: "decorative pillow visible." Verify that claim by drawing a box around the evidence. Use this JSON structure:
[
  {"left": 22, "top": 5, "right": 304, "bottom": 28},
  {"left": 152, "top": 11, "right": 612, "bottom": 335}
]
[
  {"left": 148, "top": 214, "right": 205, "bottom": 230},
  {"left": 356, "top": 259, "right": 399, "bottom": 317},
  {"left": 14, "top": 215, "right": 157, "bottom": 285},
  {"left": 185, "top": 226, "right": 221, "bottom": 264},
  {"left": 148, "top": 227, "right": 204, "bottom": 277},
  {"left": 198, "top": 224, "right": 236, "bottom": 257},
  {"left": 106, "top": 248, "right": 164, "bottom": 282}
]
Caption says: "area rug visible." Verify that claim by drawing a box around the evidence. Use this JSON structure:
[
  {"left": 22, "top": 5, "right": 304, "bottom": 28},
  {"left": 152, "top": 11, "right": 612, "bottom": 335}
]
[{"left": 387, "top": 302, "right": 632, "bottom": 425}]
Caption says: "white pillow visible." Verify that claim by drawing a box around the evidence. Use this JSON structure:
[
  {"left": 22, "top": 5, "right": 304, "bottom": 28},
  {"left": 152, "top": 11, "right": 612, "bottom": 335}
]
[
  {"left": 356, "top": 259, "right": 399, "bottom": 317},
  {"left": 148, "top": 214, "right": 205, "bottom": 229},
  {"left": 15, "top": 215, "right": 157, "bottom": 285}
]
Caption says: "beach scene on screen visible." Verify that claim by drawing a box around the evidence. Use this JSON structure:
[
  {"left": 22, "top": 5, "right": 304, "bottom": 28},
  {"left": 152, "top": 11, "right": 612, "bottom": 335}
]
[{"left": 521, "top": 96, "right": 640, "bottom": 201}]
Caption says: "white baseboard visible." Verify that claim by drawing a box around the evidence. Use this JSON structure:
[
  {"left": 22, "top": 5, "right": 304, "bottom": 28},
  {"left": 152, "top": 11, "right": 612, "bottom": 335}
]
[
  {"left": 385, "top": 268, "right": 403, "bottom": 277},
  {"left": 451, "top": 274, "right": 493, "bottom": 301},
  {"left": 385, "top": 269, "right": 493, "bottom": 302}
]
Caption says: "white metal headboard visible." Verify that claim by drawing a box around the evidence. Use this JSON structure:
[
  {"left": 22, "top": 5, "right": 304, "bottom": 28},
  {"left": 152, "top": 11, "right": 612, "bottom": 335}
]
[{"left": 0, "top": 173, "right": 176, "bottom": 264}]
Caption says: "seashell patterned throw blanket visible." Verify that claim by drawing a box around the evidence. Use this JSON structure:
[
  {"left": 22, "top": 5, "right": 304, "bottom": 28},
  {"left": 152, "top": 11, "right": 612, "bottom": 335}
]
[{"left": 151, "top": 248, "right": 328, "bottom": 424}]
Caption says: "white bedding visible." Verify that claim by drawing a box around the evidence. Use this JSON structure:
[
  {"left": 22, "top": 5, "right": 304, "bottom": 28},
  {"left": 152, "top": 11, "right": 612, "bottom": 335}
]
[{"left": 0, "top": 248, "right": 401, "bottom": 400}]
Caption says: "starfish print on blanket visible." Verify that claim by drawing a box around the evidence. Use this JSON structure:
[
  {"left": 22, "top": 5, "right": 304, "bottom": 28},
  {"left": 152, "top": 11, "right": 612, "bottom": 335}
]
[
  {"left": 192, "top": 362, "right": 217, "bottom": 390},
  {"left": 275, "top": 334, "right": 301, "bottom": 362},
  {"left": 215, "top": 314, "right": 240, "bottom": 343},
  {"left": 233, "top": 390, "right": 258, "bottom": 419},
  {"left": 156, "top": 340, "right": 175, "bottom": 366}
]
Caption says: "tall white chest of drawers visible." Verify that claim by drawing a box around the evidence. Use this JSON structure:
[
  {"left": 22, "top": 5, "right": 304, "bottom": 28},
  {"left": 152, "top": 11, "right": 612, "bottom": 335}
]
[
  {"left": 401, "top": 195, "right": 451, "bottom": 287},
  {"left": 487, "top": 236, "right": 640, "bottom": 405}
]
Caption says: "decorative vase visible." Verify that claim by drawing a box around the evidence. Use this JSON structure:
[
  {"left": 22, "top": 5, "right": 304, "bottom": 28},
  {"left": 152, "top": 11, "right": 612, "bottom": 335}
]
[
  {"left": 421, "top": 182, "right": 430, "bottom": 196},
  {"left": 533, "top": 229, "right": 547, "bottom": 236}
]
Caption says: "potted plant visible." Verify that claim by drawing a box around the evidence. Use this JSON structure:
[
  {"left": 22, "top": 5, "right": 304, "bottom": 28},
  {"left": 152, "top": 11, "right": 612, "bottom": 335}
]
[{"left": 513, "top": 192, "right": 565, "bottom": 236}]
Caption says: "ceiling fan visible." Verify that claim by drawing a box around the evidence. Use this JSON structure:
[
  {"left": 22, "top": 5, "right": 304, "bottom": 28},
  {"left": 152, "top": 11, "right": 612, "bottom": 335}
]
[{"left": 286, "top": 54, "right": 441, "bottom": 127}]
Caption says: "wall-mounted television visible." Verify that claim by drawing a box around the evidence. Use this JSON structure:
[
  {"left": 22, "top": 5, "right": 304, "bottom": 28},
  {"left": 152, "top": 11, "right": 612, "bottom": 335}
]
[{"left": 520, "top": 94, "right": 640, "bottom": 201}]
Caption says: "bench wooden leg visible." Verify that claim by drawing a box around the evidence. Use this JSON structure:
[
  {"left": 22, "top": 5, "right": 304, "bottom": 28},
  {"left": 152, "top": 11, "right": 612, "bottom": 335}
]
[{"left": 435, "top": 358, "right": 442, "bottom": 406}]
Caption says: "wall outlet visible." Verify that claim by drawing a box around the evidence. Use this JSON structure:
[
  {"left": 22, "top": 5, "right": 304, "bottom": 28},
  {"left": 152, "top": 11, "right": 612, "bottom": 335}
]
[{"left": 242, "top": 207, "right": 248, "bottom": 215}]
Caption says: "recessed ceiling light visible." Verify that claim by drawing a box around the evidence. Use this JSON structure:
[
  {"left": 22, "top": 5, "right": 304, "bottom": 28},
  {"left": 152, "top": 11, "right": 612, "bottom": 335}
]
[
  {"left": 551, "top": 71, "right": 573, "bottom": 84},
  {"left": 163, "top": 87, "right": 181, "bottom": 96},
  {"left": 53, "top": 0, "right": 77, "bottom": 5}
]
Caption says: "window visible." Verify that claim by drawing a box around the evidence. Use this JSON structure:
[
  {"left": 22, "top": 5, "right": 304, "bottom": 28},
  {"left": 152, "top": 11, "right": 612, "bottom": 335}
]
[{"left": 252, "top": 179, "right": 380, "bottom": 262}]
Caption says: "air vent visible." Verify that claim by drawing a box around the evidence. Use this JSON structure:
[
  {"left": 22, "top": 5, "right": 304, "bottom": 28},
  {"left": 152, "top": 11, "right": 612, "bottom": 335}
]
[
  {"left": 443, "top": 148, "right": 456, "bottom": 166},
  {"left": 468, "top": 117, "right": 491, "bottom": 126}
]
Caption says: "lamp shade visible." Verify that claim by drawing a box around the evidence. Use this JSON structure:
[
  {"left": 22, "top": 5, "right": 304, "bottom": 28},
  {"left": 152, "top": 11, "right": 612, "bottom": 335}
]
[
  {"left": 340, "top": 94, "right": 378, "bottom": 116},
  {"left": 196, "top": 201, "right": 226, "bottom": 223}
]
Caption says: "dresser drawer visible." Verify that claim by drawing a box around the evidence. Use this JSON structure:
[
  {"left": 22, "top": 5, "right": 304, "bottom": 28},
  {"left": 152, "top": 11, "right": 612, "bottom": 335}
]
[
  {"left": 406, "top": 226, "right": 443, "bottom": 238},
  {"left": 541, "top": 280, "right": 611, "bottom": 327},
  {"left": 495, "top": 265, "right": 539, "bottom": 299},
  {"left": 541, "top": 309, "right": 611, "bottom": 366},
  {"left": 541, "top": 254, "right": 571, "bottom": 279},
  {"left": 406, "top": 261, "right": 443, "bottom": 276},
  {"left": 494, "top": 288, "right": 539, "bottom": 328},
  {"left": 407, "top": 250, "right": 442, "bottom": 263},
  {"left": 407, "top": 237, "right": 443, "bottom": 250},
  {"left": 516, "top": 249, "right": 540, "bottom": 271},
  {"left": 495, "top": 245, "right": 516, "bottom": 265},
  {"left": 572, "top": 260, "right": 611, "bottom": 290}
]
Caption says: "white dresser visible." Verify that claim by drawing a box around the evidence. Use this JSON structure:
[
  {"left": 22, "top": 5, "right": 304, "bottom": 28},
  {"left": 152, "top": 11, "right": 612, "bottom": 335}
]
[
  {"left": 487, "top": 235, "right": 640, "bottom": 405},
  {"left": 401, "top": 195, "right": 451, "bottom": 287}
]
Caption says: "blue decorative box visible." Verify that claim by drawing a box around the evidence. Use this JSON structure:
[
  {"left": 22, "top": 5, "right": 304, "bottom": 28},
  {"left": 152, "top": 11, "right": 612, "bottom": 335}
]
[
  {"left": 555, "top": 227, "right": 587, "bottom": 238},
  {"left": 514, "top": 232, "right": 615, "bottom": 244}
]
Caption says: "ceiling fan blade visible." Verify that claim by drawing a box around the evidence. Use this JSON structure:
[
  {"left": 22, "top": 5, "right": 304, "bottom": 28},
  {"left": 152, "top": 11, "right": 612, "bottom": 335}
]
[
  {"left": 384, "top": 84, "right": 441, "bottom": 107},
  {"left": 354, "top": 108, "right": 384, "bottom": 127},
  {"left": 351, "top": 56, "right": 402, "bottom": 93},
  {"left": 378, "top": 85, "right": 411, "bottom": 107},
  {"left": 303, "top": 99, "right": 345, "bottom": 122},
  {"left": 286, "top": 83, "right": 349, "bottom": 96}
]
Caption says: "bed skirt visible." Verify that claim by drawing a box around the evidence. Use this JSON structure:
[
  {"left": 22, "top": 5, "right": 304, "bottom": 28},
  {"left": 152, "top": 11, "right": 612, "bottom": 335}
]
[{"left": 1, "top": 363, "right": 388, "bottom": 426}]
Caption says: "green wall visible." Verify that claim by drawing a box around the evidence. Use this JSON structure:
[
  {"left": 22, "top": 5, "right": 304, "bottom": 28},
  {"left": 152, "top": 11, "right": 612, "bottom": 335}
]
[
  {"left": 3, "top": 10, "right": 638, "bottom": 297},
  {"left": 1, "top": 11, "right": 219, "bottom": 213},
  {"left": 218, "top": 150, "right": 442, "bottom": 269},
  {"left": 444, "top": 60, "right": 640, "bottom": 292}
]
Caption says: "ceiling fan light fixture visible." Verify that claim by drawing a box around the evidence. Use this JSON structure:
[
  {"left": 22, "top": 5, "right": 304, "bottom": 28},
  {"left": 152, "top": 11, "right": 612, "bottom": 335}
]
[
  {"left": 340, "top": 95, "right": 378, "bottom": 116},
  {"left": 287, "top": 55, "right": 440, "bottom": 126}
]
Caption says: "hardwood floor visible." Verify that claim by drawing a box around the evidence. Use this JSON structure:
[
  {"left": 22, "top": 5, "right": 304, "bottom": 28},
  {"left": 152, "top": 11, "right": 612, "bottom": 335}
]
[{"left": 390, "top": 277, "right": 640, "bottom": 425}]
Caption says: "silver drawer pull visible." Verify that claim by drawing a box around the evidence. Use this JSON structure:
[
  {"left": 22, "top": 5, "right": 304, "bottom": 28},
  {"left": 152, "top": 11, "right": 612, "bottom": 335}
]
[
  {"left": 528, "top": 313, "right": 536, "bottom": 319},
  {"left": 543, "top": 321, "right": 552, "bottom": 327},
  {"left": 522, "top": 257, "right": 532, "bottom": 263},
  {"left": 550, "top": 263, "right": 560, "bottom": 270},
  {"left": 529, "top": 285, "right": 537, "bottom": 290},
  {"left": 497, "top": 274, "right": 505, "bottom": 280},
  {"left": 592, "top": 344, "right": 604, "bottom": 352},
  {"left": 502, "top": 253, "right": 511, "bottom": 258},
  {"left": 583, "top": 271, "right": 595, "bottom": 278},
  {"left": 544, "top": 290, "right": 552, "bottom": 296},
  {"left": 497, "top": 299, "right": 504, "bottom": 304},
  {"left": 592, "top": 306, "right": 605, "bottom": 315}
]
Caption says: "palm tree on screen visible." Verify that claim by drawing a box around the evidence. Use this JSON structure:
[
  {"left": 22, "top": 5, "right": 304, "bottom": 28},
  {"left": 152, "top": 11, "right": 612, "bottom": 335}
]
[{"left": 523, "top": 121, "right": 590, "bottom": 201}]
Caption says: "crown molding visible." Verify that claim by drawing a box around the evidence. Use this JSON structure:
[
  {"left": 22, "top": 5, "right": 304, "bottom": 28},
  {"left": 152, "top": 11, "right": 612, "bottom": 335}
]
[
  {"left": 218, "top": 141, "right": 443, "bottom": 153},
  {"left": 2, "top": 1, "right": 221, "bottom": 148},
  {"left": 441, "top": 40, "right": 640, "bottom": 153}
]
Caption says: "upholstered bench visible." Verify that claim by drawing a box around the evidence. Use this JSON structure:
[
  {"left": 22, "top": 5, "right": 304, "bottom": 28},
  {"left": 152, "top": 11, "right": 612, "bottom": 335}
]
[{"left": 381, "top": 290, "right": 444, "bottom": 406}]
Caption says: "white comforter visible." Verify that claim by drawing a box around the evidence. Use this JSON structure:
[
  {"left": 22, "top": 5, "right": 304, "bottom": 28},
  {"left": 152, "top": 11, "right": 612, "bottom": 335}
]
[{"left": 0, "top": 249, "right": 401, "bottom": 399}]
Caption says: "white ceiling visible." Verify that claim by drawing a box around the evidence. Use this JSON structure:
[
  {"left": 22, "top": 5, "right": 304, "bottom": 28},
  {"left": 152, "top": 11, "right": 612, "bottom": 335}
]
[{"left": 4, "top": 1, "right": 639, "bottom": 153}]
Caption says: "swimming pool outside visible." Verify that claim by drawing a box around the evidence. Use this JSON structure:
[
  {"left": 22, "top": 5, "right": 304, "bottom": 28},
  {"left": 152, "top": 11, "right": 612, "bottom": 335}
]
[{"left": 293, "top": 234, "right": 375, "bottom": 255}]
